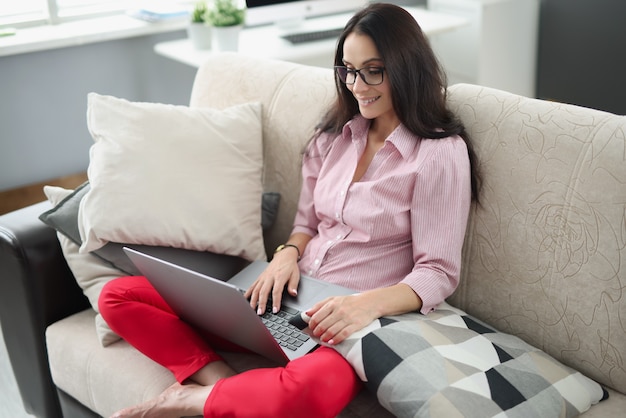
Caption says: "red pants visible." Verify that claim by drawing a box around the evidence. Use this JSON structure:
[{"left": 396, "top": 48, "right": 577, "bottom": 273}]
[{"left": 99, "top": 276, "right": 361, "bottom": 417}]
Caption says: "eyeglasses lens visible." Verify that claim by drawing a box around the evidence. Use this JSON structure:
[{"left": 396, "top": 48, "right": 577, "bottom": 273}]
[{"left": 335, "top": 67, "right": 384, "bottom": 86}]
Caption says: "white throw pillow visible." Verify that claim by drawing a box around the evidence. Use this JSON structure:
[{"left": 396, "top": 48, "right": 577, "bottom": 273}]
[
  {"left": 43, "top": 185, "right": 123, "bottom": 346},
  {"left": 78, "top": 94, "right": 265, "bottom": 262}
]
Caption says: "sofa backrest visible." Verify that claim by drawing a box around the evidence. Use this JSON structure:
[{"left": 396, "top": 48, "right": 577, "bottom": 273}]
[
  {"left": 190, "top": 54, "right": 625, "bottom": 393},
  {"left": 446, "top": 83, "right": 626, "bottom": 393},
  {"left": 190, "top": 53, "right": 335, "bottom": 257}
]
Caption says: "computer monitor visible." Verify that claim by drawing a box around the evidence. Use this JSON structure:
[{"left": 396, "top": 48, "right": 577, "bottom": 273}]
[{"left": 245, "top": 0, "right": 367, "bottom": 28}]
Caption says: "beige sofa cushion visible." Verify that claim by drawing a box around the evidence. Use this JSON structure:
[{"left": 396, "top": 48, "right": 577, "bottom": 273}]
[{"left": 447, "top": 84, "right": 626, "bottom": 395}]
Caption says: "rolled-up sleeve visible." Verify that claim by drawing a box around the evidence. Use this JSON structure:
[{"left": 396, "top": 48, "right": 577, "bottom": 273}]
[{"left": 401, "top": 137, "right": 472, "bottom": 313}]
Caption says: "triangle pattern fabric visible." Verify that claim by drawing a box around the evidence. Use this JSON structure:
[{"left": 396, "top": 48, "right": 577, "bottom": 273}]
[
  {"left": 485, "top": 368, "right": 527, "bottom": 410},
  {"left": 462, "top": 315, "right": 495, "bottom": 334},
  {"left": 323, "top": 303, "right": 606, "bottom": 418},
  {"left": 362, "top": 333, "right": 404, "bottom": 392},
  {"left": 493, "top": 342, "right": 515, "bottom": 363}
]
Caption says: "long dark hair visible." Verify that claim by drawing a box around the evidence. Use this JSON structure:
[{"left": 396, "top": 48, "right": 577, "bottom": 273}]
[{"left": 316, "top": 3, "right": 481, "bottom": 201}]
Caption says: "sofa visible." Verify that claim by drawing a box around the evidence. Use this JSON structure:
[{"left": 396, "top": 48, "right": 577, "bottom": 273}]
[{"left": 1, "top": 52, "right": 624, "bottom": 418}]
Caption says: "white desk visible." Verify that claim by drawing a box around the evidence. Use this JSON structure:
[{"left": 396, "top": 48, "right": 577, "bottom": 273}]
[{"left": 154, "top": 7, "right": 468, "bottom": 68}]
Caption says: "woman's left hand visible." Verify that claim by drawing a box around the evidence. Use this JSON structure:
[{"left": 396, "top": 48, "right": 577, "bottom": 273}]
[
  {"left": 305, "top": 283, "right": 423, "bottom": 345},
  {"left": 305, "top": 294, "right": 378, "bottom": 345}
]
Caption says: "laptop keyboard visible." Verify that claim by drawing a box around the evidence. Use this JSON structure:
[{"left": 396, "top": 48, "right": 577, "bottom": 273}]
[
  {"left": 260, "top": 305, "right": 311, "bottom": 352},
  {"left": 281, "top": 27, "right": 344, "bottom": 44}
]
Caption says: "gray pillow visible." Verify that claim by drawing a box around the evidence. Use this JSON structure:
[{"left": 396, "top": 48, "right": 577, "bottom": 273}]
[{"left": 39, "top": 182, "right": 280, "bottom": 278}]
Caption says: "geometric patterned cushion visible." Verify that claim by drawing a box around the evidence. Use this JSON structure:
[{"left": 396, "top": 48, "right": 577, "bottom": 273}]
[{"left": 328, "top": 302, "right": 607, "bottom": 418}]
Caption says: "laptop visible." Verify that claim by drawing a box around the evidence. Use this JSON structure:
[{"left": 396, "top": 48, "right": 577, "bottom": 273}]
[{"left": 122, "top": 247, "right": 355, "bottom": 365}]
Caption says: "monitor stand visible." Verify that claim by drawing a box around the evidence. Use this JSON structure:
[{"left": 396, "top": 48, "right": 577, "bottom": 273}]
[{"left": 274, "top": 17, "right": 306, "bottom": 32}]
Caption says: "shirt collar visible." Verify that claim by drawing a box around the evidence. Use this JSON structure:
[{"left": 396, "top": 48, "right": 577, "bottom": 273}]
[{"left": 344, "top": 115, "right": 420, "bottom": 161}]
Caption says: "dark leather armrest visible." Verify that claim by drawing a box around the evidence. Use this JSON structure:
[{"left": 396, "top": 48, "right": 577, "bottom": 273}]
[{"left": 0, "top": 201, "right": 90, "bottom": 418}]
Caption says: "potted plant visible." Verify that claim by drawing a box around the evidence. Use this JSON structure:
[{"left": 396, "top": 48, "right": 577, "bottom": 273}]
[
  {"left": 187, "top": 1, "right": 212, "bottom": 50},
  {"left": 205, "top": 0, "right": 246, "bottom": 51}
]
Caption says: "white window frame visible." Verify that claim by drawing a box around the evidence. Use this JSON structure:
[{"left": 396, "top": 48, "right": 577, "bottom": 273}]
[{"left": 48, "top": 0, "right": 60, "bottom": 24}]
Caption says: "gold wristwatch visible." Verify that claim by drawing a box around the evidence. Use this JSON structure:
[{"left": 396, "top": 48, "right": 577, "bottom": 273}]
[{"left": 274, "top": 244, "right": 301, "bottom": 260}]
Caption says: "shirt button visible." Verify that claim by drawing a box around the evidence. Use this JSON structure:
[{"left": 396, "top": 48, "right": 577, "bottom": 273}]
[
  {"left": 336, "top": 234, "right": 342, "bottom": 239},
  {"left": 335, "top": 213, "right": 340, "bottom": 219},
  {"left": 340, "top": 190, "right": 345, "bottom": 196},
  {"left": 308, "top": 270, "right": 313, "bottom": 275},
  {"left": 314, "top": 259, "right": 320, "bottom": 265}
]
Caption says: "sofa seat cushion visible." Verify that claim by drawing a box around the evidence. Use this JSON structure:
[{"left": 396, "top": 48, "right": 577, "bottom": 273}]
[
  {"left": 47, "top": 310, "right": 174, "bottom": 417},
  {"left": 45, "top": 309, "right": 392, "bottom": 418}
]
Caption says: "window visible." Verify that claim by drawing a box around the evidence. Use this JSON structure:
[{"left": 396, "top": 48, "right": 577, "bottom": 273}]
[
  {"left": 0, "top": 1, "right": 46, "bottom": 26},
  {"left": 0, "top": 0, "right": 193, "bottom": 57},
  {"left": 0, "top": 0, "right": 187, "bottom": 27}
]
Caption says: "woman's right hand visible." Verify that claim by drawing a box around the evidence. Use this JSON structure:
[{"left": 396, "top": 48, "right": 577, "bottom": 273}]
[{"left": 244, "top": 249, "right": 301, "bottom": 315}]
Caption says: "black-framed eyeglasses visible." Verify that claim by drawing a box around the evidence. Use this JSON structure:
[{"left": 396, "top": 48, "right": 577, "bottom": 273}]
[{"left": 334, "top": 66, "right": 385, "bottom": 86}]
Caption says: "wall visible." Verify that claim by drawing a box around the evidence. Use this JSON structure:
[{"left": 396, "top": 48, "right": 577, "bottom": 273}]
[{"left": 0, "top": 31, "right": 197, "bottom": 192}]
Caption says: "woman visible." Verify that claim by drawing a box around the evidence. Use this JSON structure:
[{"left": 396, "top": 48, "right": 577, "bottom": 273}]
[{"left": 99, "top": 3, "right": 480, "bottom": 417}]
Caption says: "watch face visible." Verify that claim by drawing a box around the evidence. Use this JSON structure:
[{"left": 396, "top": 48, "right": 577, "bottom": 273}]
[{"left": 274, "top": 244, "right": 300, "bottom": 260}]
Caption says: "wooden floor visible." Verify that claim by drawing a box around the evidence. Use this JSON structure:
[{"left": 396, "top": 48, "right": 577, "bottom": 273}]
[
  {"left": 0, "top": 172, "right": 87, "bottom": 216},
  {"left": 0, "top": 323, "right": 34, "bottom": 418}
]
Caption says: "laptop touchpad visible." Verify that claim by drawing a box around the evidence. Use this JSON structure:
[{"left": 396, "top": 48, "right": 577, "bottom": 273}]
[{"left": 289, "top": 278, "right": 327, "bottom": 309}]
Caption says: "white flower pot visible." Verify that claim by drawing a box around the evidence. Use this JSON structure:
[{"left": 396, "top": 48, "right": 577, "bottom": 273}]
[
  {"left": 187, "top": 22, "right": 212, "bottom": 50},
  {"left": 212, "top": 25, "right": 243, "bottom": 52}
]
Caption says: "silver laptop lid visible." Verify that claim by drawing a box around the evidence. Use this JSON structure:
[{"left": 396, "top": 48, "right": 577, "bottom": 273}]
[{"left": 122, "top": 247, "right": 326, "bottom": 365}]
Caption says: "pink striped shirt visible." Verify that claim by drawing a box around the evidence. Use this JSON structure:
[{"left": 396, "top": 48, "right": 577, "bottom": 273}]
[{"left": 292, "top": 115, "right": 472, "bottom": 313}]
